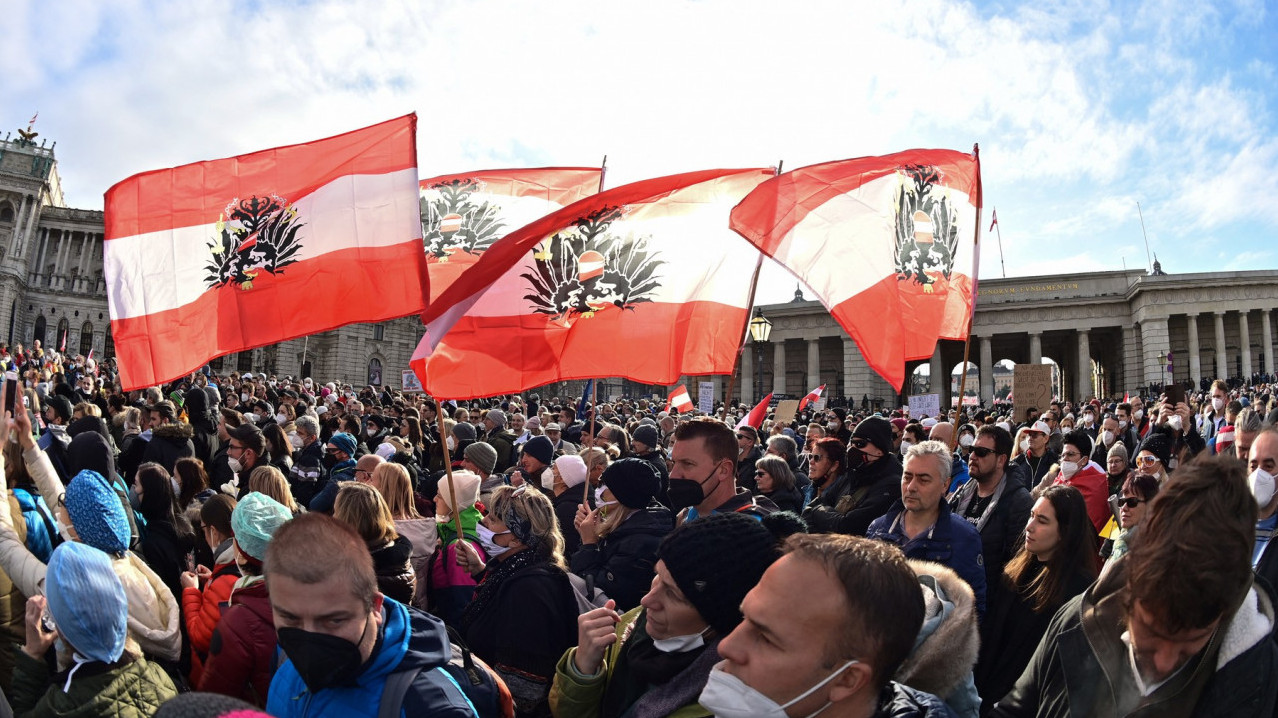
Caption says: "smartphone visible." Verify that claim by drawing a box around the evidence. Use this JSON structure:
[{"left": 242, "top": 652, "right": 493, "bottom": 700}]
[
  {"left": 3, "top": 371, "right": 17, "bottom": 415},
  {"left": 1164, "top": 384, "right": 1185, "bottom": 407}
]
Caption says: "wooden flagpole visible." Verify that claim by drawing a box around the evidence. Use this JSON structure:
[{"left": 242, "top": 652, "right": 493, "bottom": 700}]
[
  {"left": 435, "top": 407, "right": 466, "bottom": 542},
  {"left": 584, "top": 379, "right": 598, "bottom": 505},
  {"left": 722, "top": 160, "right": 783, "bottom": 422},
  {"left": 951, "top": 144, "right": 982, "bottom": 449}
]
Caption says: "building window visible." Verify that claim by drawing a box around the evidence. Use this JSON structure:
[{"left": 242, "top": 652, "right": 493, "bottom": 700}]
[
  {"left": 32, "top": 315, "right": 45, "bottom": 347},
  {"left": 237, "top": 351, "right": 254, "bottom": 373},
  {"left": 56, "top": 318, "right": 69, "bottom": 351},
  {"left": 368, "top": 358, "right": 383, "bottom": 386},
  {"left": 104, "top": 326, "right": 115, "bottom": 360},
  {"left": 373, "top": 324, "right": 385, "bottom": 341},
  {"left": 0, "top": 204, "right": 12, "bottom": 224},
  {"left": 79, "top": 322, "right": 93, "bottom": 357},
  {"left": 209, "top": 355, "right": 223, "bottom": 373}
]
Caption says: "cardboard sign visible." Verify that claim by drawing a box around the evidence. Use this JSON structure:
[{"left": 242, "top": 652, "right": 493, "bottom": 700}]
[
  {"left": 1013, "top": 364, "right": 1053, "bottom": 423},
  {"left": 698, "top": 382, "right": 715, "bottom": 414},
  {"left": 401, "top": 370, "right": 423, "bottom": 393},
  {"left": 908, "top": 393, "right": 940, "bottom": 419},
  {"left": 773, "top": 399, "right": 801, "bottom": 427}
]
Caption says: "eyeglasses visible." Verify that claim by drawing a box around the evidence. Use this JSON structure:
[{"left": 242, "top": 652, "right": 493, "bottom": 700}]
[
  {"left": 1115, "top": 496, "right": 1145, "bottom": 509},
  {"left": 969, "top": 446, "right": 997, "bottom": 458},
  {"left": 810, "top": 455, "right": 825, "bottom": 463},
  {"left": 850, "top": 438, "right": 869, "bottom": 449}
]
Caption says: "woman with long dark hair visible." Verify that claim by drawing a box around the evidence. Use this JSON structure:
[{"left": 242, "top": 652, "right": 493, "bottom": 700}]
[
  {"left": 133, "top": 462, "right": 198, "bottom": 601},
  {"left": 974, "top": 484, "right": 1097, "bottom": 714}
]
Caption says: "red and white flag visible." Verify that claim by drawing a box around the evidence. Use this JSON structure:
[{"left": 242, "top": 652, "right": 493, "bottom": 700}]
[
  {"left": 667, "top": 384, "right": 694, "bottom": 413},
  {"left": 989, "top": 208, "right": 998, "bottom": 232},
  {"left": 730, "top": 149, "right": 981, "bottom": 391},
  {"left": 411, "top": 168, "right": 773, "bottom": 398},
  {"left": 105, "top": 115, "right": 426, "bottom": 390},
  {"left": 420, "top": 167, "right": 601, "bottom": 305},
  {"left": 798, "top": 384, "right": 826, "bottom": 411},
  {"left": 736, "top": 393, "right": 773, "bottom": 430}
]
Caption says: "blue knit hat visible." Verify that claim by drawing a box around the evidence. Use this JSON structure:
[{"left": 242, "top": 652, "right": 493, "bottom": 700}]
[
  {"left": 64, "top": 470, "right": 130, "bottom": 555},
  {"left": 46, "top": 542, "right": 127, "bottom": 664},
  {"left": 231, "top": 492, "right": 293, "bottom": 561},
  {"left": 327, "top": 432, "right": 357, "bottom": 457}
]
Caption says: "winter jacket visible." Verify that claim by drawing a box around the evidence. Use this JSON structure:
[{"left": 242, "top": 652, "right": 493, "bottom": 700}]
[
  {"left": 1008, "top": 449, "right": 1057, "bottom": 491},
  {"left": 550, "top": 606, "right": 715, "bottom": 718},
  {"left": 552, "top": 488, "right": 585, "bottom": 557},
  {"left": 487, "top": 429, "right": 519, "bottom": 473},
  {"left": 634, "top": 449, "right": 670, "bottom": 508},
  {"left": 570, "top": 504, "right": 674, "bottom": 612},
  {"left": 429, "top": 508, "right": 485, "bottom": 627},
  {"left": 372, "top": 534, "right": 418, "bottom": 606},
  {"left": 181, "top": 541, "right": 241, "bottom": 686},
  {"left": 199, "top": 577, "right": 277, "bottom": 706},
  {"left": 268, "top": 597, "right": 498, "bottom": 718},
  {"left": 735, "top": 445, "right": 764, "bottom": 494},
  {"left": 11, "top": 486, "right": 57, "bottom": 563},
  {"left": 948, "top": 464, "right": 1033, "bottom": 591},
  {"left": 764, "top": 485, "right": 805, "bottom": 513},
  {"left": 288, "top": 438, "right": 326, "bottom": 509},
  {"left": 394, "top": 515, "right": 439, "bottom": 610},
  {"left": 185, "top": 386, "right": 220, "bottom": 468},
  {"left": 867, "top": 500, "right": 988, "bottom": 619},
  {"left": 896, "top": 561, "right": 981, "bottom": 718},
  {"left": 137, "top": 517, "right": 195, "bottom": 604},
  {"left": 9, "top": 649, "right": 177, "bottom": 718},
  {"left": 872, "top": 682, "right": 961, "bottom": 718},
  {"left": 804, "top": 454, "right": 904, "bottom": 536},
  {"left": 309, "top": 460, "right": 356, "bottom": 514},
  {"left": 991, "top": 556, "right": 1278, "bottom": 717},
  {"left": 0, "top": 492, "right": 27, "bottom": 693}
]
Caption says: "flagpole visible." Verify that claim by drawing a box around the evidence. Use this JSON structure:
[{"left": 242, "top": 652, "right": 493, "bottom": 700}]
[
  {"left": 599, "top": 156, "right": 607, "bottom": 193},
  {"left": 992, "top": 208, "right": 1007, "bottom": 278},
  {"left": 584, "top": 379, "right": 598, "bottom": 506},
  {"left": 723, "top": 160, "right": 783, "bottom": 422},
  {"left": 435, "top": 406, "right": 466, "bottom": 545},
  {"left": 953, "top": 144, "right": 982, "bottom": 446}
]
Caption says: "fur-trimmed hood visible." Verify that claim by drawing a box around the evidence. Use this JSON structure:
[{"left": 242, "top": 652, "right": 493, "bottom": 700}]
[
  {"left": 153, "top": 422, "right": 194, "bottom": 441},
  {"left": 895, "top": 559, "right": 980, "bottom": 700}
]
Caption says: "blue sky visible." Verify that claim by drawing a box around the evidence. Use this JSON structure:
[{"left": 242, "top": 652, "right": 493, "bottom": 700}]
[{"left": 3, "top": 0, "right": 1274, "bottom": 305}]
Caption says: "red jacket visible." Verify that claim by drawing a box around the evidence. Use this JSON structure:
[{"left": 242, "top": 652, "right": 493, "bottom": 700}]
[
  {"left": 182, "top": 559, "right": 240, "bottom": 686},
  {"left": 198, "top": 578, "right": 277, "bottom": 707},
  {"left": 1054, "top": 462, "right": 1110, "bottom": 534}
]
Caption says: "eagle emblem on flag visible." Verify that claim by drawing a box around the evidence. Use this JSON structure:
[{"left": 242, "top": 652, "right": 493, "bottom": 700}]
[
  {"left": 421, "top": 178, "right": 505, "bottom": 262},
  {"left": 205, "top": 195, "right": 305, "bottom": 290},
  {"left": 522, "top": 205, "right": 664, "bottom": 320},
  {"left": 893, "top": 165, "right": 958, "bottom": 294}
]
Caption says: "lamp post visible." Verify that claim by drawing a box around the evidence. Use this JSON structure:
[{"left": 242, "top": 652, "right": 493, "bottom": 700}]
[{"left": 749, "top": 311, "right": 772, "bottom": 402}]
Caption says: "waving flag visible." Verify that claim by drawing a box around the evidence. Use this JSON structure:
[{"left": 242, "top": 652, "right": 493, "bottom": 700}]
[
  {"left": 411, "top": 168, "right": 773, "bottom": 398},
  {"left": 105, "top": 115, "right": 425, "bottom": 390},
  {"left": 420, "top": 167, "right": 601, "bottom": 305},
  {"left": 576, "top": 379, "right": 594, "bottom": 421},
  {"left": 667, "top": 384, "right": 694, "bottom": 414},
  {"left": 730, "top": 149, "right": 980, "bottom": 391},
  {"left": 798, "top": 384, "right": 826, "bottom": 411},
  {"left": 736, "top": 393, "right": 773, "bottom": 430}
]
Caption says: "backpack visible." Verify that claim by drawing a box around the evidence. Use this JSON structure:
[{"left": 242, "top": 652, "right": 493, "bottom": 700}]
[
  {"left": 378, "top": 627, "right": 514, "bottom": 718},
  {"left": 568, "top": 571, "right": 612, "bottom": 614}
]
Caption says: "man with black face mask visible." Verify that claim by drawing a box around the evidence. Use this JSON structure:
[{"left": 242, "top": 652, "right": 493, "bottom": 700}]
[
  {"left": 667, "top": 418, "right": 777, "bottom": 524},
  {"left": 265, "top": 513, "right": 509, "bottom": 717},
  {"left": 802, "top": 416, "right": 903, "bottom": 536}
]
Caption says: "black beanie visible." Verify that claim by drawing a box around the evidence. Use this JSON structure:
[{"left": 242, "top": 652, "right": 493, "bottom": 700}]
[
  {"left": 601, "top": 458, "right": 659, "bottom": 509},
  {"left": 1137, "top": 427, "right": 1174, "bottom": 468},
  {"left": 657, "top": 512, "right": 780, "bottom": 634},
  {"left": 522, "top": 435, "right": 554, "bottom": 467},
  {"left": 853, "top": 416, "right": 893, "bottom": 455}
]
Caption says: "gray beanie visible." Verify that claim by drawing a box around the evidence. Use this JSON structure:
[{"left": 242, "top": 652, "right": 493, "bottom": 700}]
[
  {"left": 465, "top": 441, "right": 498, "bottom": 475},
  {"left": 486, "top": 408, "right": 507, "bottom": 428},
  {"left": 1107, "top": 441, "right": 1129, "bottom": 463},
  {"left": 452, "top": 422, "right": 477, "bottom": 442}
]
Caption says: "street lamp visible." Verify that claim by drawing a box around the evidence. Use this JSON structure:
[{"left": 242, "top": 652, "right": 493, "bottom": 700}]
[{"left": 749, "top": 311, "right": 772, "bottom": 402}]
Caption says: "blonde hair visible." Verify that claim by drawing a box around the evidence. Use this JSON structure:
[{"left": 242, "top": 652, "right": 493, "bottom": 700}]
[
  {"left": 488, "top": 485, "right": 566, "bottom": 569},
  {"left": 372, "top": 462, "right": 420, "bottom": 520},
  {"left": 73, "top": 401, "right": 101, "bottom": 418},
  {"left": 579, "top": 447, "right": 610, "bottom": 475},
  {"left": 334, "top": 482, "right": 399, "bottom": 547},
  {"left": 247, "top": 466, "right": 299, "bottom": 513}
]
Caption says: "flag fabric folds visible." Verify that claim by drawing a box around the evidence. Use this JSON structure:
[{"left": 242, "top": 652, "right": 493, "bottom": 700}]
[
  {"left": 736, "top": 393, "right": 773, "bottom": 430},
  {"left": 798, "top": 384, "right": 826, "bottom": 411},
  {"left": 104, "top": 115, "right": 426, "bottom": 391},
  {"left": 576, "top": 379, "right": 594, "bottom": 421},
  {"left": 410, "top": 168, "right": 773, "bottom": 399},
  {"left": 420, "top": 167, "right": 601, "bottom": 305},
  {"left": 667, "top": 385, "right": 694, "bottom": 413},
  {"left": 730, "top": 149, "right": 981, "bottom": 392}
]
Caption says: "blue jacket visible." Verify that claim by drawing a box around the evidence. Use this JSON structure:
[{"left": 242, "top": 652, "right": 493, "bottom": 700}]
[
  {"left": 267, "top": 597, "right": 481, "bottom": 718},
  {"left": 308, "top": 461, "right": 356, "bottom": 514},
  {"left": 11, "top": 487, "right": 57, "bottom": 563},
  {"left": 866, "top": 500, "right": 987, "bottom": 619}
]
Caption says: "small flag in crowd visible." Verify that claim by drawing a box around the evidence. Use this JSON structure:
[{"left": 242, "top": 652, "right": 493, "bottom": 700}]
[
  {"left": 737, "top": 393, "right": 773, "bottom": 430},
  {"left": 799, "top": 384, "right": 826, "bottom": 411},
  {"left": 667, "top": 384, "right": 694, "bottom": 413},
  {"left": 105, "top": 115, "right": 427, "bottom": 390}
]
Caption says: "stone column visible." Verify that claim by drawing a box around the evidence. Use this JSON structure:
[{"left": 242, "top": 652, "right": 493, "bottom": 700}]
[
  {"left": 930, "top": 350, "right": 948, "bottom": 412},
  {"left": 1077, "top": 329, "right": 1091, "bottom": 401},
  {"left": 1214, "top": 312, "right": 1227, "bottom": 380},
  {"left": 1241, "top": 312, "right": 1253, "bottom": 378},
  {"left": 806, "top": 338, "right": 821, "bottom": 392},
  {"left": 20, "top": 196, "right": 39, "bottom": 254},
  {"left": 1029, "top": 332, "right": 1042, "bottom": 365},
  {"left": 55, "top": 231, "right": 71, "bottom": 288},
  {"left": 740, "top": 340, "right": 754, "bottom": 405},
  {"left": 979, "top": 336, "right": 993, "bottom": 404},
  {"left": 1142, "top": 318, "right": 1171, "bottom": 387},
  {"left": 1186, "top": 313, "right": 1201, "bottom": 385},
  {"left": 1121, "top": 325, "right": 1140, "bottom": 394},
  {"left": 76, "top": 234, "right": 91, "bottom": 291},
  {"left": 32, "top": 228, "right": 47, "bottom": 283},
  {"left": 12, "top": 196, "right": 30, "bottom": 255},
  {"left": 1264, "top": 311, "right": 1275, "bottom": 377},
  {"left": 772, "top": 341, "right": 786, "bottom": 395}
]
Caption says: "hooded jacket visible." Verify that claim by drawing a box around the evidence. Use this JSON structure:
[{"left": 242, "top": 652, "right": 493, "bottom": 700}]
[
  {"left": 570, "top": 504, "right": 674, "bottom": 612},
  {"left": 895, "top": 561, "right": 981, "bottom": 718},
  {"left": 140, "top": 421, "right": 196, "bottom": 476},
  {"left": 991, "top": 557, "right": 1278, "bottom": 717},
  {"left": 866, "top": 500, "right": 988, "bottom": 619},
  {"left": 199, "top": 578, "right": 277, "bottom": 706},
  {"left": 185, "top": 386, "right": 220, "bottom": 467},
  {"left": 803, "top": 453, "right": 904, "bottom": 536},
  {"left": 10, "top": 648, "right": 177, "bottom": 718}
]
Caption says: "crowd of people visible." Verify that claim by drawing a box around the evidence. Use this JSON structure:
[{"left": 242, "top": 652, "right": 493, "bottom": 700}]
[{"left": 0, "top": 338, "right": 1274, "bottom": 717}]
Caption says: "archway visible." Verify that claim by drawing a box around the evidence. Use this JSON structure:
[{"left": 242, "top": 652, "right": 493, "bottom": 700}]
[
  {"left": 32, "top": 315, "right": 46, "bottom": 348},
  {"left": 1040, "top": 357, "right": 1063, "bottom": 400},
  {"left": 55, "top": 318, "right": 69, "bottom": 352},
  {"left": 908, "top": 364, "right": 929, "bottom": 397},
  {"left": 368, "top": 357, "right": 383, "bottom": 387},
  {"left": 993, "top": 359, "right": 1015, "bottom": 403},
  {"left": 950, "top": 361, "right": 978, "bottom": 407},
  {"left": 79, "top": 321, "right": 93, "bottom": 357}
]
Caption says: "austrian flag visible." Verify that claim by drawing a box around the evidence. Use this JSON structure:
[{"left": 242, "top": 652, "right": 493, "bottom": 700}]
[
  {"left": 104, "top": 115, "right": 426, "bottom": 390},
  {"left": 667, "top": 385, "right": 694, "bottom": 413}
]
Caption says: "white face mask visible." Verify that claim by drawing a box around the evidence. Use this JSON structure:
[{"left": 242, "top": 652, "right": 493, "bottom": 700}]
[
  {"left": 698, "top": 659, "right": 856, "bottom": 718},
  {"left": 1250, "top": 468, "right": 1275, "bottom": 509},
  {"left": 1019, "top": 438, "right": 1030, "bottom": 452},
  {"left": 476, "top": 524, "right": 511, "bottom": 558},
  {"left": 652, "top": 626, "right": 709, "bottom": 653},
  {"left": 959, "top": 434, "right": 974, "bottom": 448},
  {"left": 227, "top": 457, "right": 243, "bottom": 475},
  {"left": 1212, "top": 397, "right": 1224, "bottom": 412},
  {"left": 1134, "top": 409, "right": 1144, "bottom": 421},
  {"left": 244, "top": 412, "right": 258, "bottom": 424},
  {"left": 288, "top": 431, "right": 303, "bottom": 450},
  {"left": 275, "top": 413, "right": 287, "bottom": 424},
  {"left": 1168, "top": 415, "right": 1183, "bottom": 432},
  {"left": 594, "top": 485, "right": 619, "bottom": 510},
  {"left": 540, "top": 468, "right": 555, "bottom": 491},
  {"left": 447, "top": 436, "right": 456, "bottom": 451},
  {"left": 240, "top": 392, "right": 250, "bottom": 403},
  {"left": 1119, "top": 419, "right": 1129, "bottom": 430},
  {"left": 1059, "top": 460, "right": 1079, "bottom": 478},
  {"left": 1083, "top": 414, "right": 1094, "bottom": 426},
  {"left": 1101, "top": 429, "right": 1114, "bottom": 446},
  {"left": 366, "top": 427, "right": 377, "bottom": 437},
  {"left": 898, "top": 440, "right": 913, "bottom": 453}
]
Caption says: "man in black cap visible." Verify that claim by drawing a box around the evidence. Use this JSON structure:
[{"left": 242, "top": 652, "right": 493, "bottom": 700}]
[
  {"left": 802, "top": 416, "right": 903, "bottom": 536},
  {"left": 631, "top": 423, "right": 670, "bottom": 508},
  {"left": 38, "top": 394, "right": 75, "bottom": 481}
]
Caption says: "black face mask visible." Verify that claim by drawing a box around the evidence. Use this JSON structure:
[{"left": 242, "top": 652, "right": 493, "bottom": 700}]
[
  {"left": 846, "top": 447, "right": 865, "bottom": 471},
  {"left": 667, "top": 463, "right": 719, "bottom": 511},
  {"left": 276, "top": 622, "right": 368, "bottom": 694},
  {"left": 322, "top": 453, "right": 339, "bottom": 470}
]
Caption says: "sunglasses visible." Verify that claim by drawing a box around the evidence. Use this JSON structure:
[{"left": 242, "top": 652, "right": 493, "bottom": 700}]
[
  {"left": 1115, "top": 496, "right": 1145, "bottom": 509},
  {"left": 737, "top": 434, "right": 752, "bottom": 441},
  {"left": 969, "top": 446, "right": 997, "bottom": 458},
  {"left": 1135, "top": 455, "right": 1160, "bottom": 466},
  {"left": 850, "top": 438, "right": 869, "bottom": 449}
]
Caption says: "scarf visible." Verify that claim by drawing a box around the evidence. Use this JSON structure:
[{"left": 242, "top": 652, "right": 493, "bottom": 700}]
[
  {"left": 605, "top": 619, "right": 722, "bottom": 718},
  {"left": 950, "top": 473, "right": 1010, "bottom": 532},
  {"left": 460, "top": 547, "right": 540, "bottom": 631},
  {"left": 437, "top": 506, "right": 481, "bottom": 544}
]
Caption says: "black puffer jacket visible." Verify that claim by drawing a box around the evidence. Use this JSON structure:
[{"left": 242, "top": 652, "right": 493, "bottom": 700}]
[
  {"left": 569, "top": 504, "right": 674, "bottom": 611},
  {"left": 185, "top": 386, "right": 220, "bottom": 467},
  {"left": 142, "top": 422, "right": 196, "bottom": 475},
  {"left": 371, "top": 534, "right": 416, "bottom": 606},
  {"left": 803, "top": 454, "right": 903, "bottom": 536},
  {"left": 874, "top": 681, "right": 959, "bottom": 717},
  {"left": 552, "top": 488, "right": 584, "bottom": 558}
]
